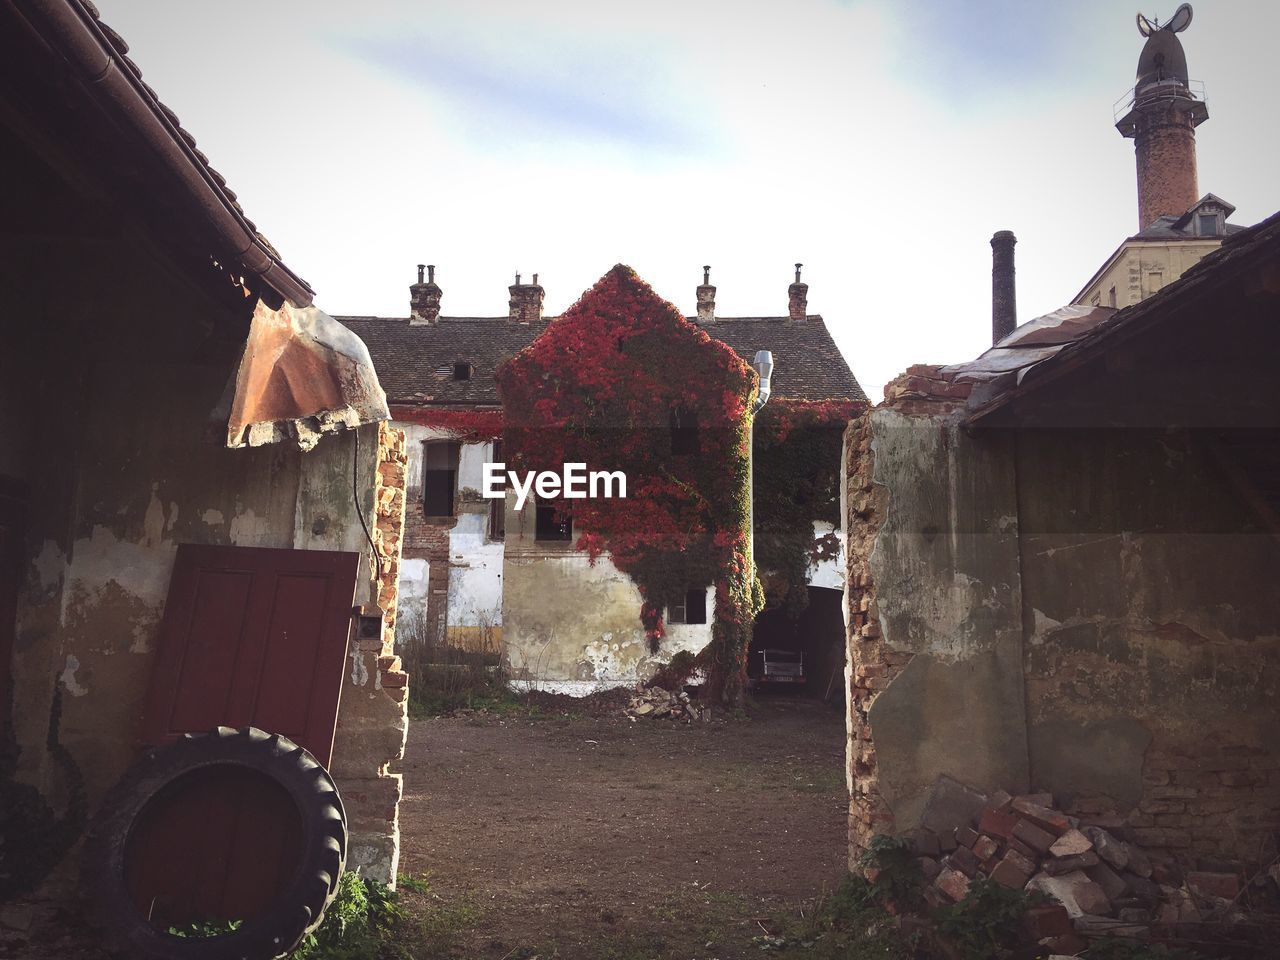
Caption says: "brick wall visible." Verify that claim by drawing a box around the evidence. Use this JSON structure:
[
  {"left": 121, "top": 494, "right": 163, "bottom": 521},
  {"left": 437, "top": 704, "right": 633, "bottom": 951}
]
[{"left": 1133, "top": 102, "right": 1199, "bottom": 229}]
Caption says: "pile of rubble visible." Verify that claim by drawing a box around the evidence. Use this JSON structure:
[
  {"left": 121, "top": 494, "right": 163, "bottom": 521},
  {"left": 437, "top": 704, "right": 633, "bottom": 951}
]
[
  {"left": 625, "top": 685, "right": 710, "bottom": 722},
  {"left": 912, "top": 778, "right": 1254, "bottom": 951}
]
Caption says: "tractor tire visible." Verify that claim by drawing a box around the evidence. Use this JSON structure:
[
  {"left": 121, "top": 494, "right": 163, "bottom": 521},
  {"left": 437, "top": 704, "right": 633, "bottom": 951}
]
[{"left": 82, "top": 726, "right": 347, "bottom": 960}]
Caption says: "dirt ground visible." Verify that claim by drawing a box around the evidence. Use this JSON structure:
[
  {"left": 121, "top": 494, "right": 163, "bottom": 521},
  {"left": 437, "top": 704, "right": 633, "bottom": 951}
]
[{"left": 396, "top": 696, "right": 851, "bottom": 959}]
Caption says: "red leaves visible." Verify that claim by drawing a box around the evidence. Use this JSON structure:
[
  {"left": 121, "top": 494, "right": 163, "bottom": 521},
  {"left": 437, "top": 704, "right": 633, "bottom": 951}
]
[{"left": 494, "top": 265, "right": 759, "bottom": 679}]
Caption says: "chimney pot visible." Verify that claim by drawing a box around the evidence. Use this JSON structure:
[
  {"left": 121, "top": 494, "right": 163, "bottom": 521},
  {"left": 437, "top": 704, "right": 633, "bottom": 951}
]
[
  {"left": 696, "top": 265, "right": 716, "bottom": 324},
  {"left": 509, "top": 271, "right": 544, "bottom": 323},
  {"left": 990, "top": 231, "right": 1017, "bottom": 345},
  {"left": 787, "top": 262, "right": 808, "bottom": 322},
  {"left": 410, "top": 262, "right": 442, "bottom": 325}
]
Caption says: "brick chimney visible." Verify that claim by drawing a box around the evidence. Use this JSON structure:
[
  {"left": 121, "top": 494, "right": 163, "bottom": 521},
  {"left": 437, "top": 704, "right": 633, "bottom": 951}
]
[
  {"left": 508, "top": 272, "right": 544, "bottom": 323},
  {"left": 1116, "top": 6, "right": 1207, "bottom": 229},
  {"left": 696, "top": 265, "right": 715, "bottom": 325},
  {"left": 409, "top": 263, "right": 442, "bottom": 325},
  {"left": 990, "top": 231, "right": 1017, "bottom": 345},
  {"left": 787, "top": 263, "right": 808, "bottom": 321}
]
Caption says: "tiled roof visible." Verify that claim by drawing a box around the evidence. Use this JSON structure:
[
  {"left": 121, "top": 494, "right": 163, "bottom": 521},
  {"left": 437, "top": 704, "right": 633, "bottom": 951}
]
[{"left": 337, "top": 314, "right": 866, "bottom": 405}]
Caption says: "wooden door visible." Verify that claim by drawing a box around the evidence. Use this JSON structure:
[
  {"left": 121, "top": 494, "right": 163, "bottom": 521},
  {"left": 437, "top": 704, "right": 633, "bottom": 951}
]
[
  {"left": 141, "top": 543, "right": 360, "bottom": 766},
  {"left": 131, "top": 543, "right": 361, "bottom": 926}
]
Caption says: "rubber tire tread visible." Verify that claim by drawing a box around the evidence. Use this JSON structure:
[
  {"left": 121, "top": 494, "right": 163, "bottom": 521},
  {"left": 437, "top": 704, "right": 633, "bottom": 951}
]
[{"left": 81, "top": 726, "right": 347, "bottom": 960}]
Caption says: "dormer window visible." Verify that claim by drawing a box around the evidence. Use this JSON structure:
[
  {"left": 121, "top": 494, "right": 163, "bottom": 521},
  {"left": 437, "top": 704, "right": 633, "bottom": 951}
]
[
  {"left": 1197, "top": 213, "right": 1220, "bottom": 237},
  {"left": 453, "top": 362, "right": 473, "bottom": 381}
]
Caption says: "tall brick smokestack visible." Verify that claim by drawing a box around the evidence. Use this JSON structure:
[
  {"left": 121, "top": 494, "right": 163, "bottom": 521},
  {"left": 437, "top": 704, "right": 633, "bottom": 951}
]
[
  {"left": 991, "top": 231, "right": 1017, "bottom": 345},
  {"left": 409, "top": 263, "right": 441, "bottom": 325},
  {"left": 1117, "top": 5, "right": 1207, "bottom": 229},
  {"left": 696, "top": 265, "right": 715, "bottom": 325},
  {"left": 787, "top": 263, "right": 808, "bottom": 322},
  {"left": 508, "top": 272, "right": 544, "bottom": 323}
]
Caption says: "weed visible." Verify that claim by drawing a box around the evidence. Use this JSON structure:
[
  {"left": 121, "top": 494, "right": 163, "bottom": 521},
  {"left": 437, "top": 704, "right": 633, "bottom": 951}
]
[
  {"left": 293, "top": 871, "right": 403, "bottom": 960},
  {"left": 858, "top": 834, "right": 924, "bottom": 911},
  {"left": 1083, "top": 941, "right": 1208, "bottom": 960},
  {"left": 932, "top": 877, "right": 1046, "bottom": 960},
  {"left": 396, "top": 873, "right": 430, "bottom": 894},
  {"left": 166, "top": 918, "right": 241, "bottom": 938}
]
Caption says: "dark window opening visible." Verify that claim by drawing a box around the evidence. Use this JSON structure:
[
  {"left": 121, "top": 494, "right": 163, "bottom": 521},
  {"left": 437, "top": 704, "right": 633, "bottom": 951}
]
[
  {"left": 488, "top": 441, "right": 505, "bottom": 541},
  {"left": 423, "top": 440, "right": 460, "bottom": 517},
  {"left": 668, "top": 588, "right": 707, "bottom": 625},
  {"left": 535, "top": 501, "right": 572, "bottom": 541},
  {"left": 670, "top": 407, "right": 700, "bottom": 456},
  {"left": 453, "top": 362, "right": 473, "bottom": 381},
  {"left": 1198, "top": 214, "right": 1218, "bottom": 237}
]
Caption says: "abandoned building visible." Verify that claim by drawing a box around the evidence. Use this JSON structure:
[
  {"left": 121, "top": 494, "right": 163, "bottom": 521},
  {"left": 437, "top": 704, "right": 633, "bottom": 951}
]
[
  {"left": 340, "top": 265, "right": 864, "bottom": 694},
  {"left": 844, "top": 4, "right": 1280, "bottom": 880},
  {"left": 1, "top": 0, "right": 408, "bottom": 934}
]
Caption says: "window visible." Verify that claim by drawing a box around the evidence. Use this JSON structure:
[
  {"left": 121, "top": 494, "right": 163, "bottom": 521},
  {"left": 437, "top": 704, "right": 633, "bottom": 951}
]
[
  {"left": 1108, "top": 286, "right": 1117, "bottom": 308},
  {"left": 1198, "top": 214, "right": 1219, "bottom": 237},
  {"left": 1147, "top": 271, "right": 1163, "bottom": 294},
  {"left": 488, "top": 440, "right": 505, "bottom": 541},
  {"left": 422, "top": 440, "right": 460, "bottom": 517},
  {"left": 535, "top": 500, "right": 572, "bottom": 541},
  {"left": 668, "top": 588, "right": 708, "bottom": 625},
  {"left": 670, "top": 407, "right": 699, "bottom": 456},
  {"left": 453, "top": 362, "right": 473, "bottom": 381}
]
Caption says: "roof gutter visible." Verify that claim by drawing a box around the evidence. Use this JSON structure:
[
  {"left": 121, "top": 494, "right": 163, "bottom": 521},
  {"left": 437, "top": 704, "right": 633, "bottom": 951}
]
[{"left": 10, "top": 0, "right": 315, "bottom": 306}]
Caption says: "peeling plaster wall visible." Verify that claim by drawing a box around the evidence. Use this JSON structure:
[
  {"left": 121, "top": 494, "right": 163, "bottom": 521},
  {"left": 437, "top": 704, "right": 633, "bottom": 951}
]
[
  {"left": 852, "top": 407, "right": 1030, "bottom": 839},
  {"left": 395, "top": 425, "right": 503, "bottom": 648},
  {"left": 844, "top": 379, "right": 1280, "bottom": 863},
  {"left": 1016, "top": 428, "right": 1280, "bottom": 856},
  {"left": 502, "top": 497, "right": 712, "bottom": 689},
  {"left": 2, "top": 230, "right": 407, "bottom": 890}
]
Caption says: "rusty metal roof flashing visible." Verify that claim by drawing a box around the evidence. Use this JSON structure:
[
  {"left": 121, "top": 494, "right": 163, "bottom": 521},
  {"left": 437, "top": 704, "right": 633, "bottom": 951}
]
[
  {"left": 225, "top": 300, "right": 390, "bottom": 452},
  {"left": 957, "top": 207, "right": 1280, "bottom": 426}
]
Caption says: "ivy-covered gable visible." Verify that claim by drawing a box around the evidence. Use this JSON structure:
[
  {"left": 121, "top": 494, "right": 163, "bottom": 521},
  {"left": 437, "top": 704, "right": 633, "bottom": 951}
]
[{"left": 496, "top": 264, "right": 763, "bottom": 702}]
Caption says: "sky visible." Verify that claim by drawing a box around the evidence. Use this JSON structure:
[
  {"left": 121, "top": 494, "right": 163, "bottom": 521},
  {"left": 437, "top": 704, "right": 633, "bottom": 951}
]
[{"left": 102, "top": 0, "right": 1280, "bottom": 399}]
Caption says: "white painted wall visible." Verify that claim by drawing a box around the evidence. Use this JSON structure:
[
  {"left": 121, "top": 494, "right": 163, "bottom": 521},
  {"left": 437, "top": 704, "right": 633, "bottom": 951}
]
[{"left": 806, "top": 520, "right": 847, "bottom": 591}]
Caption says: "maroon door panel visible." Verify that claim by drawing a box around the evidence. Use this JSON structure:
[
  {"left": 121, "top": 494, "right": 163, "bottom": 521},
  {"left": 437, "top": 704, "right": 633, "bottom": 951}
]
[{"left": 141, "top": 544, "right": 361, "bottom": 767}]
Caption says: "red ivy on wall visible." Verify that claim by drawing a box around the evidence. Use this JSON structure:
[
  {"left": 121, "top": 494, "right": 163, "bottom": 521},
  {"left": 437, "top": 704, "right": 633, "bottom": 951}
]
[
  {"left": 388, "top": 406, "right": 504, "bottom": 444},
  {"left": 495, "top": 265, "right": 763, "bottom": 704}
]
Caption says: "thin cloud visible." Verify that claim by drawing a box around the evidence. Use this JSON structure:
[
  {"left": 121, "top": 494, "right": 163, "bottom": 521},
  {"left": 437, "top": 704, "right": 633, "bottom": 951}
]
[{"left": 339, "top": 30, "right": 713, "bottom": 155}]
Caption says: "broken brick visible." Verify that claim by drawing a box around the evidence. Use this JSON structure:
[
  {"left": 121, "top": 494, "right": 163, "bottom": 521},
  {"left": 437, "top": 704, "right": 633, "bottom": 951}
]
[
  {"left": 990, "top": 850, "right": 1036, "bottom": 889},
  {"left": 1022, "top": 903, "right": 1073, "bottom": 940},
  {"left": 956, "top": 826, "right": 979, "bottom": 849},
  {"left": 1045, "top": 852, "right": 1099, "bottom": 875},
  {"left": 1187, "top": 871, "right": 1241, "bottom": 900},
  {"left": 1011, "top": 797, "right": 1071, "bottom": 836},
  {"left": 971, "top": 834, "right": 999, "bottom": 862},
  {"left": 1013, "top": 819, "right": 1057, "bottom": 854},
  {"left": 948, "top": 845, "right": 980, "bottom": 878},
  {"left": 978, "top": 807, "right": 1020, "bottom": 840},
  {"left": 935, "top": 868, "right": 971, "bottom": 903},
  {"left": 1049, "top": 828, "right": 1094, "bottom": 858}
]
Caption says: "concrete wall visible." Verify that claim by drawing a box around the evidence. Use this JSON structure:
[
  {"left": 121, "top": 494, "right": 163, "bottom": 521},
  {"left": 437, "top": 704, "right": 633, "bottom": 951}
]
[
  {"left": 1, "top": 229, "right": 406, "bottom": 889},
  {"left": 844, "top": 373, "right": 1280, "bottom": 862},
  {"left": 501, "top": 495, "right": 713, "bottom": 694}
]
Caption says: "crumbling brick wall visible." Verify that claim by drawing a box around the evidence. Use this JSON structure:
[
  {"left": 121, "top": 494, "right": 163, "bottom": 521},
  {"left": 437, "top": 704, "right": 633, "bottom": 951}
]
[
  {"left": 843, "top": 367, "right": 970, "bottom": 865},
  {"left": 844, "top": 366, "right": 1280, "bottom": 869}
]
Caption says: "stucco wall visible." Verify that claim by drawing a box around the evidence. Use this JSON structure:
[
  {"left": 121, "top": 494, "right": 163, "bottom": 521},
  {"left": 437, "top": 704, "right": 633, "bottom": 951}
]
[
  {"left": 1016, "top": 428, "right": 1280, "bottom": 856},
  {"left": 1, "top": 236, "right": 406, "bottom": 890},
  {"left": 502, "top": 496, "right": 713, "bottom": 693},
  {"left": 856, "top": 407, "right": 1030, "bottom": 834},
  {"left": 844, "top": 380, "right": 1280, "bottom": 862}
]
